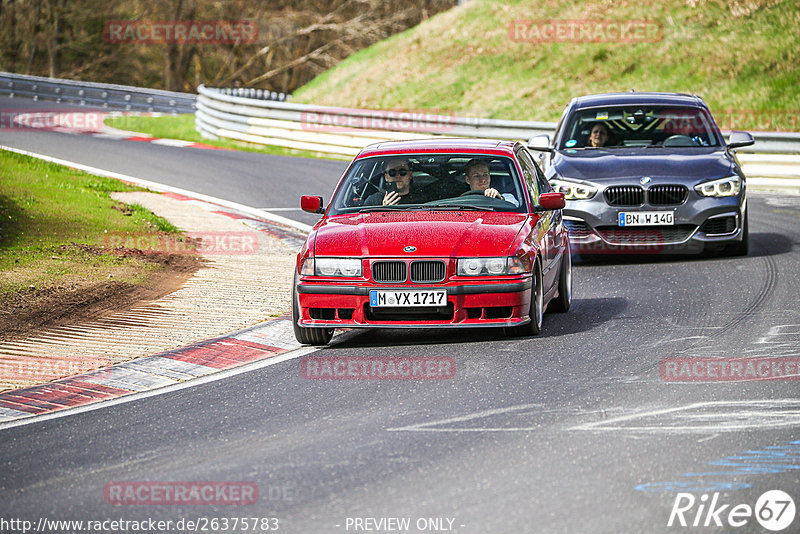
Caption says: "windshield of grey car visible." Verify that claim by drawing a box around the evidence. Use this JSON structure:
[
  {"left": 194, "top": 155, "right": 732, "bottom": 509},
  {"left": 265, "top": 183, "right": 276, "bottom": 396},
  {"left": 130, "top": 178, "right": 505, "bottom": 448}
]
[
  {"left": 560, "top": 106, "right": 723, "bottom": 150},
  {"left": 327, "top": 154, "right": 529, "bottom": 215}
]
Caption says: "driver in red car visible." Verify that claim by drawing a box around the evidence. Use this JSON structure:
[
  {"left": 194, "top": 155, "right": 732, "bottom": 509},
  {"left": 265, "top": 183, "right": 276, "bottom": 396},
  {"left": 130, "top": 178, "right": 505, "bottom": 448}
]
[
  {"left": 364, "top": 158, "right": 423, "bottom": 206},
  {"left": 464, "top": 159, "right": 519, "bottom": 206}
]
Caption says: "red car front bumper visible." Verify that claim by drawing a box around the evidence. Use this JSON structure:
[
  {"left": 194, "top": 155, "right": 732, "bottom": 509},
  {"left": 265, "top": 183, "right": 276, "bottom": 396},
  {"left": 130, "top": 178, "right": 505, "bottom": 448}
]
[{"left": 296, "top": 277, "right": 533, "bottom": 329}]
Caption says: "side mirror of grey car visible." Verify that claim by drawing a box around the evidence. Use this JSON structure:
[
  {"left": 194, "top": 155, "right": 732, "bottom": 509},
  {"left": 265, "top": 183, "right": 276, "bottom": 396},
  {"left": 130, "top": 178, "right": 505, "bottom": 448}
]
[
  {"left": 728, "top": 131, "right": 755, "bottom": 149},
  {"left": 527, "top": 134, "right": 553, "bottom": 153}
]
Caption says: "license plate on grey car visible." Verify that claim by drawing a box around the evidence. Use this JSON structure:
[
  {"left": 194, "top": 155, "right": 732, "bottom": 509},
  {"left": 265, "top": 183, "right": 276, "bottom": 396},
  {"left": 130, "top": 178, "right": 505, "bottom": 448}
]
[{"left": 618, "top": 211, "right": 674, "bottom": 226}]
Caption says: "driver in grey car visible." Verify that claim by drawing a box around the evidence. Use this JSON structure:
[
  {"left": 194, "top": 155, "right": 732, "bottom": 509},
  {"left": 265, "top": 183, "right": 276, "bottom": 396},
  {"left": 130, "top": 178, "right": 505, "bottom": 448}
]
[{"left": 587, "top": 122, "right": 610, "bottom": 147}]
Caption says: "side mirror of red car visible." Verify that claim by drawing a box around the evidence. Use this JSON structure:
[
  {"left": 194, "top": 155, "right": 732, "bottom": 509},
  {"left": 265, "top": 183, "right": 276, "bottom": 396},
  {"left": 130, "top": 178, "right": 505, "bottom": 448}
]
[
  {"left": 539, "top": 192, "right": 566, "bottom": 211},
  {"left": 301, "top": 195, "right": 325, "bottom": 214}
]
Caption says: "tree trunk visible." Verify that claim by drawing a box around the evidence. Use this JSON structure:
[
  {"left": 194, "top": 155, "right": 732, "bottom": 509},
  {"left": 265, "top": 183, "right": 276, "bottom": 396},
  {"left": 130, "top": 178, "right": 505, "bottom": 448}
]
[
  {"left": 47, "top": 0, "right": 65, "bottom": 78},
  {"left": 26, "top": 0, "right": 42, "bottom": 74}
]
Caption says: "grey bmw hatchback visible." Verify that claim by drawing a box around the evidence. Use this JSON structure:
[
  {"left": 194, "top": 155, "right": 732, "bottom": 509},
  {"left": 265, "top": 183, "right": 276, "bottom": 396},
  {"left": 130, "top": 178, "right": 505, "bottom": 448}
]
[{"left": 530, "top": 92, "right": 753, "bottom": 255}]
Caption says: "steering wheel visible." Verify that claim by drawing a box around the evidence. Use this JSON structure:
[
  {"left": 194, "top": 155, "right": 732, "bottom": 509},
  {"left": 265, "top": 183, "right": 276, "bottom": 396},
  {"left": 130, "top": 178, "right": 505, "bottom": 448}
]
[
  {"left": 662, "top": 135, "right": 698, "bottom": 147},
  {"left": 356, "top": 175, "right": 383, "bottom": 200},
  {"left": 459, "top": 189, "right": 487, "bottom": 196}
]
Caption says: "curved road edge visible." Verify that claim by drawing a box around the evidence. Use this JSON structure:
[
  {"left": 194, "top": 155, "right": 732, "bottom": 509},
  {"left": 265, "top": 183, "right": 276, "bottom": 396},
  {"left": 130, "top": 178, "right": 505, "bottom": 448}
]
[
  {"left": 0, "top": 144, "right": 321, "bottom": 429},
  {"left": 0, "top": 144, "right": 314, "bottom": 234}
]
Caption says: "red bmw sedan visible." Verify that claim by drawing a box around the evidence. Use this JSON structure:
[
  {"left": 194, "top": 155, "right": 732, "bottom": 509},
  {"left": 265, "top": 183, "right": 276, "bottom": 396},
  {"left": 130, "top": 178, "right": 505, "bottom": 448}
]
[{"left": 293, "top": 139, "right": 571, "bottom": 345}]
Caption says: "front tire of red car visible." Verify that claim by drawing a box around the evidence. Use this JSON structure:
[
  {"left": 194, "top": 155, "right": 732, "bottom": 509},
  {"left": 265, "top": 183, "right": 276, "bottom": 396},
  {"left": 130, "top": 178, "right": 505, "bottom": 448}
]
[
  {"left": 505, "top": 261, "right": 543, "bottom": 337},
  {"left": 292, "top": 285, "right": 334, "bottom": 346},
  {"left": 547, "top": 246, "right": 572, "bottom": 313}
]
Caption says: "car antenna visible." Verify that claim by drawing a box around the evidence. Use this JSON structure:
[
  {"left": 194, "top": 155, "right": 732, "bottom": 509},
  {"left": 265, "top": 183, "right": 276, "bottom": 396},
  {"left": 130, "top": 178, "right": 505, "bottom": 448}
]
[{"left": 630, "top": 88, "right": 636, "bottom": 92}]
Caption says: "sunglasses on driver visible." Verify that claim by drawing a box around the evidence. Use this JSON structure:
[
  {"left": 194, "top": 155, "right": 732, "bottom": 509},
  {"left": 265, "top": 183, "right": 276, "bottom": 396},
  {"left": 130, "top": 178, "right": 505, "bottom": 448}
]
[{"left": 386, "top": 167, "right": 409, "bottom": 177}]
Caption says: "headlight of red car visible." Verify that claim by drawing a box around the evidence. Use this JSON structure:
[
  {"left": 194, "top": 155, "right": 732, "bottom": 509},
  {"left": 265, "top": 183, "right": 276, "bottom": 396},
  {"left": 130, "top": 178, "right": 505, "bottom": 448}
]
[
  {"left": 457, "top": 257, "right": 528, "bottom": 276},
  {"left": 301, "top": 258, "right": 362, "bottom": 277}
]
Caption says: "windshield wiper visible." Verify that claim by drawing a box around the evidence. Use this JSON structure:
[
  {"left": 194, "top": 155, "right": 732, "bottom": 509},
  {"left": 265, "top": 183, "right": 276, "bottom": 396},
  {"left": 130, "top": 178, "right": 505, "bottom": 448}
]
[
  {"left": 421, "top": 204, "right": 493, "bottom": 212},
  {"left": 356, "top": 205, "right": 415, "bottom": 213}
]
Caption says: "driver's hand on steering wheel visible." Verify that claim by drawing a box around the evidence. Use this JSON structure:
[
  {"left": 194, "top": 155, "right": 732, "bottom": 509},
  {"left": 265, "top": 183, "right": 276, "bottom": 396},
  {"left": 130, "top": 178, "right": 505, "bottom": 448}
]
[{"left": 483, "top": 188, "right": 501, "bottom": 199}]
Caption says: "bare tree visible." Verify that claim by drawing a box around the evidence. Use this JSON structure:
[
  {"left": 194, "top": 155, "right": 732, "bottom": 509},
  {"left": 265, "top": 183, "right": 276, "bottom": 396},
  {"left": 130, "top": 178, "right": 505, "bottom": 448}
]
[{"left": 0, "top": 0, "right": 456, "bottom": 93}]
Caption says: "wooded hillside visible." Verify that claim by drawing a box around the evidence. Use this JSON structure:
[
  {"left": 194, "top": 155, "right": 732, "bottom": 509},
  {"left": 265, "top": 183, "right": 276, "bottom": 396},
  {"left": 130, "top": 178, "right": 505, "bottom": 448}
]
[{"left": 0, "top": 0, "right": 455, "bottom": 93}]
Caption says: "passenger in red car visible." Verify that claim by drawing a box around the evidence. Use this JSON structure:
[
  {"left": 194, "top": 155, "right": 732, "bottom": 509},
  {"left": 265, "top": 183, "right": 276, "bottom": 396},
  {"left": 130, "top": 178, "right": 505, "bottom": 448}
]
[{"left": 464, "top": 159, "right": 519, "bottom": 206}]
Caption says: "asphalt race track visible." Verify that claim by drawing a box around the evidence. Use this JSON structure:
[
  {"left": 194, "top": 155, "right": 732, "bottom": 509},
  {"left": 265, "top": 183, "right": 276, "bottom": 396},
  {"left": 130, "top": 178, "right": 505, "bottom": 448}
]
[
  {"left": 0, "top": 97, "right": 347, "bottom": 227},
  {"left": 2, "top": 98, "right": 800, "bottom": 533}
]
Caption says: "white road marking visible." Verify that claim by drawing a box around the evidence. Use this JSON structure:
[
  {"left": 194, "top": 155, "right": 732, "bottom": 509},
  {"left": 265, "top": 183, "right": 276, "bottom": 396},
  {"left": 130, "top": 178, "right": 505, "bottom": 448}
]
[
  {"left": 0, "top": 144, "right": 313, "bottom": 234},
  {"left": 697, "top": 434, "right": 719, "bottom": 443},
  {"left": 149, "top": 138, "right": 194, "bottom": 147},
  {"left": 648, "top": 335, "right": 707, "bottom": 347},
  {"left": 387, "top": 404, "right": 543, "bottom": 432},
  {"left": 571, "top": 400, "right": 800, "bottom": 433},
  {"left": 0, "top": 345, "right": 319, "bottom": 431},
  {"left": 755, "top": 324, "right": 800, "bottom": 344}
]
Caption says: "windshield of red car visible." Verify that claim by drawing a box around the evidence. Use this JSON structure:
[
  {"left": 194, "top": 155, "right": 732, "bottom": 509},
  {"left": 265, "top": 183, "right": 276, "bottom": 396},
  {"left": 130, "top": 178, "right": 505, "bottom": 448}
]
[
  {"left": 559, "top": 106, "right": 723, "bottom": 150},
  {"left": 326, "top": 154, "right": 528, "bottom": 215}
]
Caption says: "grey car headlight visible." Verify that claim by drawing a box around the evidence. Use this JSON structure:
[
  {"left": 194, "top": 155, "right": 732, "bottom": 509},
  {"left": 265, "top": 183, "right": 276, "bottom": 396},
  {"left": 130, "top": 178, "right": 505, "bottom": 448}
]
[
  {"left": 457, "top": 257, "right": 527, "bottom": 276},
  {"left": 304, "top": 258, "right": 362, "bottom": 277},
  {"left": 549, "top": 178, "right": 597, "bottom": 200},
  {"left": 694, "top": 176, "right": 742, "bottom": 197}
]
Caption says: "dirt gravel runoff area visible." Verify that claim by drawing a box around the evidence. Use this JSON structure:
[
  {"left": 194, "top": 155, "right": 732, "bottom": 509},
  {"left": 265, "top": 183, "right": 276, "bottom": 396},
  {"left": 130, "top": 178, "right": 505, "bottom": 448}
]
[{"left": 0, "top": 192, "right": 297, "bottom": 392}]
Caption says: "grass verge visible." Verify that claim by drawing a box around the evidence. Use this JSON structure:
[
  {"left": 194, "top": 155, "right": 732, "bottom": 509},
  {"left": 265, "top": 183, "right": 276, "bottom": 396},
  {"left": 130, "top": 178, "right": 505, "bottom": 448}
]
[
  {"left": 104, "top": 114, "right": 339, "bottom": 159},
  {"left": 0, "top": 149, "right": 183, "bottom": 295}
]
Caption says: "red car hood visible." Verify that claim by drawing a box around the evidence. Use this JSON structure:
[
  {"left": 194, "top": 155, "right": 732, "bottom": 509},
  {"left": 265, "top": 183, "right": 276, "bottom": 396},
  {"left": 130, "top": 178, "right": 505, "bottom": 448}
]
[{"left": 313, "top": 211, "right": 529, "bottom": 257}]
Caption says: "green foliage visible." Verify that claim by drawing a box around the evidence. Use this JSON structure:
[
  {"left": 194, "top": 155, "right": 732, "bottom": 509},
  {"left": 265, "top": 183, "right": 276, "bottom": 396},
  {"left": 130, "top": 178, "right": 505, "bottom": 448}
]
[
  {"left": 294, "top": 0, "right": 800, "bottom": 131},
  {"left": 0, "top": 150, "right": 180, "bottom": 291}
]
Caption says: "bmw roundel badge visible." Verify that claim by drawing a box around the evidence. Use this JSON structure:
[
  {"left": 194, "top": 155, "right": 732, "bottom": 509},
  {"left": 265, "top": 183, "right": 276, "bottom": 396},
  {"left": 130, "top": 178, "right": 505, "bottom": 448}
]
[
  {"left": 640, "top": 176, "right": 652, "bottom": 184},
  {"left": 403, "top": 246, "right": 417, "bottom": 253}
]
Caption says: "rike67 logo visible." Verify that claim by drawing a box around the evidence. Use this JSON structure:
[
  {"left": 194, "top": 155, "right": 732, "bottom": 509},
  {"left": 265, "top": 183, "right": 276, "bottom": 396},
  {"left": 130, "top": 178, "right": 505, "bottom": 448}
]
[{"left": 668, "top": 490, "right": 796, "bottom": 531}]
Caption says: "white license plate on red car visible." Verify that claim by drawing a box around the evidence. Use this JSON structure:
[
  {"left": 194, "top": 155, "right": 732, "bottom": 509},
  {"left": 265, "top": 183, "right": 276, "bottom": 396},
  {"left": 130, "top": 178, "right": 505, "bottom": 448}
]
[
  {"left": 618, "top": 211, "right": 674, "bottom": 226},
  {"left": 369, "top": 289, "right": 447, "bottom": 308}
]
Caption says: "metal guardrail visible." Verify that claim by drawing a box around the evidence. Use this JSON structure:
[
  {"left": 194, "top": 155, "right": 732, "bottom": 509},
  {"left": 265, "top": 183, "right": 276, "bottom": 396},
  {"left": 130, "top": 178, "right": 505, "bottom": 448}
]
[
  {"left": 196, "top": 85, "right": 800, "bottom": 157},
  {"left": 0, "top": 71, "right": 197, "bottom": 113},
  {"left": 209, "top": 87, "right": 291, "bottom": 102},
  {"left": 195, "top": 85, "right": 554, "bottom": 156},
  {"left": 1, "top": 74, "right": 797, "bottom": 161}
]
